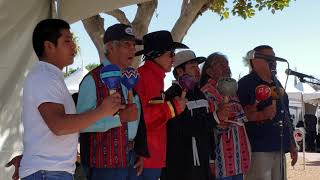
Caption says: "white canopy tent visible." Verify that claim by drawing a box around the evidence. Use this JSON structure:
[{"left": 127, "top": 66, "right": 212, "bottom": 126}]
[
  {"left": 295, "top": 82, "right": 320, "bottom": 105},
  {"left": 285, "top": 78, "right": 320, "bottom": 126},
  {"left": 286, "top": 82, "right": 303, "bottom": 107},
  {"left": 0, "top": 0, "right": 149, "bottom": 178}
]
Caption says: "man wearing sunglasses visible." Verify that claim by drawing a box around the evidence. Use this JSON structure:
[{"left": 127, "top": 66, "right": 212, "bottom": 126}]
[{"left": 134, "top": 31, "right": 188, "bottom": 180}]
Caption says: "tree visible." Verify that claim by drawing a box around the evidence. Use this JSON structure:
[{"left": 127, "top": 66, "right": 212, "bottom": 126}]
[
  {"left": 85, "top": 63, "right": 100, "bottom": 71},
  {"left": 64, "top": 67, "right": 78, "bottom": 77},
  {"left": 82, "top": 0, "right": 293, "bottom": 68}
]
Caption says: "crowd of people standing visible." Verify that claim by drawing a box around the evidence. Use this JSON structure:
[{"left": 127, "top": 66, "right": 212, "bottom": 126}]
[{"left": 6, "top": 19, "right": 298, "bottom": 180}]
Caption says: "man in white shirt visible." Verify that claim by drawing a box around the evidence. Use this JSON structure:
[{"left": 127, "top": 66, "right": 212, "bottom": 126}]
[{"left": 7, "top": 19, "right": 123, "bottom": 180}]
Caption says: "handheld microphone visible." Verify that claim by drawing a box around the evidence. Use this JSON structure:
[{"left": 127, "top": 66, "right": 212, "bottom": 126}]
[
  {"left": 248, "top": 50, "right": 287, "bottom": 62},
  {"left": 285, "top": 69, "right": 315, "bottom": 79}
]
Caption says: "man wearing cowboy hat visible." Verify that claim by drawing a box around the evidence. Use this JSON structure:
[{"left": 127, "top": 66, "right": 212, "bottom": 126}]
[
  {"left": 161, "top": 50, "right": 216, "bottom": 180},
  {"left": 134, "top": 31, "right": 188, "bottom": 180}
]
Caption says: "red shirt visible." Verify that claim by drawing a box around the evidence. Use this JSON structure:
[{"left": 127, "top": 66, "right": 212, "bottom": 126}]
[{"left": 135, "top": 60, "right": 179, "bottom": 168}]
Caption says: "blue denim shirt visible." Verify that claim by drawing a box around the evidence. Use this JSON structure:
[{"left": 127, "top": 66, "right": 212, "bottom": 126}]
[{"left": 76, "top": 58, "right": 141, "bottom": 140}]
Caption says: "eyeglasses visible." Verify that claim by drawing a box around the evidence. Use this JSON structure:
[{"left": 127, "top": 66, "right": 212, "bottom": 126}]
[{"left": 144, "top": 50, "right": 175, "bottom": 59}]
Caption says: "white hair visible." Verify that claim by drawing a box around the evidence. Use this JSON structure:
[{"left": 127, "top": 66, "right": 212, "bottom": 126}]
[
  {"left": 104, "top": 40, "right": 121, "bottom": 57},
  {"left": 243, "top": 50, "right": 254, "bottom": 72}
]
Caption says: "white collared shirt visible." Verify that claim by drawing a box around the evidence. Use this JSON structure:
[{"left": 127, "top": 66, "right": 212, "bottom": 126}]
[{"left": 19, "top": 61, "right": 78, "bottom": 178}]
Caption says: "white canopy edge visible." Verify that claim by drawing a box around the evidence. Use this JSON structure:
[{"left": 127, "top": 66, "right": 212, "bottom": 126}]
[{"left": 58, "top": 0, "right": 151, "bottom": 23}]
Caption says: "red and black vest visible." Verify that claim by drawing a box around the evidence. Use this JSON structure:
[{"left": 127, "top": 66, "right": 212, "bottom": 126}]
[{"left": 86, "top": 65, "right": 129, "bottom": 168}]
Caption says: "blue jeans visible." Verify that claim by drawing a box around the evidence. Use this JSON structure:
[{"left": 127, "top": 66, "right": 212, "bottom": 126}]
[
  {"left": 91, "top": 168, "right": 128, "bottom": 180},
  {"left": 90, "top": 150, "right": 138, "bottom": 180},
  {"left": 22, "top": 170, "right": 73, "bottom": 180},
  {"left": 216, "top": 174, "right": 243, "bottom": 180},
  {"left": 135, "top": 168, "right": 162, "bottom": 180}
]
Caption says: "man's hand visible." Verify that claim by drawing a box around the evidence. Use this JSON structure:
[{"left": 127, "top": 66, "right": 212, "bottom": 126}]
[
  {"left": 134, "top": 156, "right": 144, "bottom": 176},
  {"left": 99, "top": 92, "right": 124, "bottom": 116},
  {"left": 174, "top": 96, "right": 187, "bottom": 115},
  {"left": 244, "top": 101, "right": 276, "bottom": 122},
  {"left": 263, "top": 101, "right": 277, "bottom": 120},
  {"left": 217, "top": 103, "right": 231, "bottom": 121},
  {"left": 290, "top": 146, "right": 298, "bottom": 166},
  {"left": 119, "top": 104, "right": 138, "bottom": 123},
  {"left": 5, "top": 155, "right": 22, "bottom": 180}
]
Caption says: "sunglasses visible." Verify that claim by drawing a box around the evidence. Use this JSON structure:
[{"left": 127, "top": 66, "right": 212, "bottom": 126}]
[
  {"left": 169, "top": 51, "right": 175, "bottom": 58},
  {"left": 144, "top": 50, "right": 176, "bottom": 60}
]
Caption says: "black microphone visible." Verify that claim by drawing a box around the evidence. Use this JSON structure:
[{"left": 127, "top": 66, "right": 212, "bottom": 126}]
[
  {"left": 285, "top": 69, "right": 315, "bottom": 79},
  {"left": 248, "top": 50, "right": 288, "bottom": 62}
]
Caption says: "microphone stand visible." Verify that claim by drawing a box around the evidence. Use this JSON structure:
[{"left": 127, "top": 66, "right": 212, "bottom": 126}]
[
  {"left": 269, "top": 62, "right": 288, "bottom": 180},
  {"left": 299, "top": 78, "right": 320, "bottom": 86}
]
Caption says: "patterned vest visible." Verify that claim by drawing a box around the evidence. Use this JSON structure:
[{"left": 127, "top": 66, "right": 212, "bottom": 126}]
[{"left": 88, "top": 65, "right": 129, "bottom": 168}]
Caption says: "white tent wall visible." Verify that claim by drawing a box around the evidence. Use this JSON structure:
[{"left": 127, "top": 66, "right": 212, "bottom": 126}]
[
  {"left": 0, "top": 1, "right": 51, "bottom": 179},
  {"left": 0, "top": 0, "right": 150, "bottom": 178},
  {"left": 58, "top": 0, "right": 151, "bottom": 24}
]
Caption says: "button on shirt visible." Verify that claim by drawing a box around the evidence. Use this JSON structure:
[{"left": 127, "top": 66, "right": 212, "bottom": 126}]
[{"left": 19, "top": 61, "right": 78, "bottom": 178}]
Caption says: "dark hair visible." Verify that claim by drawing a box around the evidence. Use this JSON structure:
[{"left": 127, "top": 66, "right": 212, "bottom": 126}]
[
  {"left": 248, "top": 45, "right": 274, "bottom": 68},
  {"left": 199, "top": 52, "right": 228, "bottom": 87},
  {"left": 32, "top": 19, "right": 70, "bottom": 58},
  {"left": 173, "top": 59, "right": 199, "bottom": 79},
  {"left": 173, "top": 64, "right": 186, "bottom": 80}
]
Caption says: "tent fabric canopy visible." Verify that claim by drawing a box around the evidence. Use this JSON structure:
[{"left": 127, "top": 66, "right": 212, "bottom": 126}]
[
  {"left": 58, "top": 0, "right": 151, "bottom": 23},
  {"left": 295, "top": 81, "right": 316, "bottom": 93}
]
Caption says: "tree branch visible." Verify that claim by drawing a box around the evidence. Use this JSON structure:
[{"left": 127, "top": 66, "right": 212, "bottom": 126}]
[
  {"left": 131, "top": 0, "right": 158, "bottom": 68},
  {"left": 171, "top": 0, "right": 209, "bottom": 42},
  {"left": 105, "top": 9, "right": 130, "bottom": 25},
  {"left": 181, "top": 0, "right": 189, "bottom": 15},
  {"left": 82, "top": 15, "right": 105, "bottom": 62},
  {"left": 132, "top": 0, "right": 158, "bottom": 38}
]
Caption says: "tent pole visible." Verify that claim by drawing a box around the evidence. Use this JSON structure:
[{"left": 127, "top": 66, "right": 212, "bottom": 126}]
[
  {"left": 51, "top": 0, "right": 59, "bottom": 18},
  {"left": 301, "top": 92, "right": 306, "bottom": 170}
]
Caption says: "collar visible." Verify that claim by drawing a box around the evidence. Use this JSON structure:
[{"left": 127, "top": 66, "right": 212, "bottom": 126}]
[
  {"left": 37, "top": 61, "right": 64, "bottom": 80},
  {"left": 143, "top": 60, "right": 166, "bottom": 79},
  {"left": 102, "top": 58, "right": 112, "bottom": 66},
  {"left": 250, "top": 71, "right": 273, "bottom": 85}
]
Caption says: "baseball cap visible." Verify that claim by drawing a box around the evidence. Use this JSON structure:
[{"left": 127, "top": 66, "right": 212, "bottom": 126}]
[{"left": 103, "top": 23, "right": 142, "bottom": 45}]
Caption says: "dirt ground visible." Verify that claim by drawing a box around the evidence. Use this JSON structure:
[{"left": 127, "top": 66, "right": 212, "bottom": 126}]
[{"left": 287, "top": 153, "right": 320, "bottom": 180}]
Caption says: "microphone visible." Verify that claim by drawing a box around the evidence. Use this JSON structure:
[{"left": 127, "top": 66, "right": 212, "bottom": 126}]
[
  {"left": 285, "top": 69, "right": 315, "bottom": 79},
  {"left": 248, "top": 50, "right": 287, "bottom": 62}
]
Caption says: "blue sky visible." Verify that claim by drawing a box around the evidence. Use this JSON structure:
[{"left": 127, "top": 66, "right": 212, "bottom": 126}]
[{"left": 70, "top": 0, "right": 320, "bottom": 89}]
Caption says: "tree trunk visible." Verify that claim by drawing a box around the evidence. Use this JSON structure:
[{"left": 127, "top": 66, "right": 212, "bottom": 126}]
[
  {"left": 131, "top": 0, "right": 158, "bottom": 68},
  {"left": 81, "top": 0, "right": 210, "bottom": 66},
  {"left": 171, "top": 0, "right": 210, "bottom": 42},
  {"left": 82, "top": 15, "right": 105, "bottom": 62}
]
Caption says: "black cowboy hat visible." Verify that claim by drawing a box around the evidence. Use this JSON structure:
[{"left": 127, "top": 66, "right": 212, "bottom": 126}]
[{"left": 135, "top": 30, "right": 188, "bottom": 56}]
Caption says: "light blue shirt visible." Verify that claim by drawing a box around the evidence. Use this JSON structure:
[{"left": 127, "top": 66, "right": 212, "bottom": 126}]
[{"left": 76, "top": 58, "right": 141, "bottom": 140}]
